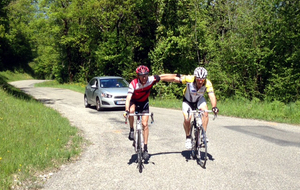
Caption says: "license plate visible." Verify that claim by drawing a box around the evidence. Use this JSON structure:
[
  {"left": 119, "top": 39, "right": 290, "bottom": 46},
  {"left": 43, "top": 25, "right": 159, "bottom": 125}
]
[{"left": 116, "top": 101, "right": 125, "bottom": 105}]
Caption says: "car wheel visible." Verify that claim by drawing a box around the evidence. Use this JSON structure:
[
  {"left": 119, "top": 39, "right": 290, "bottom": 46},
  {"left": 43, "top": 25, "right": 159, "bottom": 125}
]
[
  {"left": 84, "top": 95, "right": 90, "bottom": 108},
  {"left": 96, "top": 97, "right": 102, "bottom": 111}
]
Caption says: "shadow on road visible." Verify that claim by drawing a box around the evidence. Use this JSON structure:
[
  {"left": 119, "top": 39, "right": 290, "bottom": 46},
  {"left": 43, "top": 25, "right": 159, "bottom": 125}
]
[
  {"left": 181, "top": 150, "right": 215, "bottom": 162},
  {"left": 127, "top": 150, "right": 215, "bottom": 166},
  {"left": 150, "top": 150, "right": 214, "bottom": 161},
  {"left": 38, "top": 98, "right": 63, "bottom": 104},
  {"left": 85, "top": 106, "right": 124, "bottom": 112},
  {"left": 127, "top": 154, "right": 155, "bottom": 166},
  {"left": 224, "top": 125, "right": 300, "bottom": 148},
  {"left": 127, "top": 154, "right": 138, "bottom": 165}
]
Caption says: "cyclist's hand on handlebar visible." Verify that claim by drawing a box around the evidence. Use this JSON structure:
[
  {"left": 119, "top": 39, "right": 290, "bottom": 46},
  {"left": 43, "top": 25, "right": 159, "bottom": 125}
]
[
  {"left": 212, "top": 107, "right": 219, "bottom": 115},
  {"left": 123, "top": 110, "right": 129, "bottom": 118}
]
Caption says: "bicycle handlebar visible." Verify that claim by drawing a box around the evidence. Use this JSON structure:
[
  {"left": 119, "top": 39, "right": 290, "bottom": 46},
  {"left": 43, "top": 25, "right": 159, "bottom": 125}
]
[
  {"left": 187, "top": 108, "right": 217, "bottom": 120},
  {"left": 125, "top": 112, "right": 154, "bottom": 124}
]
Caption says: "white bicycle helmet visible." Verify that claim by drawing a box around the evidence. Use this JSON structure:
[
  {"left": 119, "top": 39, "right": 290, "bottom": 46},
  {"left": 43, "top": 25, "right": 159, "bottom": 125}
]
[{"left": 194, "top": 67, "right": 208, "bottom": 79}]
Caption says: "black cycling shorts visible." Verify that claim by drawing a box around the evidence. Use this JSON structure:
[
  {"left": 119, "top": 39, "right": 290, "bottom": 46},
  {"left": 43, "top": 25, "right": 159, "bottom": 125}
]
[{"left": 130, "top": 99, "right": 149, "bottom": 113}]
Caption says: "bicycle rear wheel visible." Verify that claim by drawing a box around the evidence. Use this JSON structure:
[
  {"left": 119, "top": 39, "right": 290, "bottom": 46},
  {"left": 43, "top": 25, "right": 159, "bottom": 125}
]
[{"left": 197, "top": 126, "right": 207, "bottom": 168}]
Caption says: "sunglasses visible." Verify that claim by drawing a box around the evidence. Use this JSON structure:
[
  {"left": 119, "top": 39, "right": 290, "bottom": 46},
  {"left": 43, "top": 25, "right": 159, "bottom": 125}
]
[
  {"left": 138, "top": 74, "right": 148, "bottom": 78},
  {"left": 196, "top": 77, "right": 205, "bottom": 81}
]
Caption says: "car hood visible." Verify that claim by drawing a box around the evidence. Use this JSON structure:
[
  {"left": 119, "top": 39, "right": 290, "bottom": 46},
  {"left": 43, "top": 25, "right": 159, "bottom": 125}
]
[{"left": 101, "top": 88, "right": 128, "bottom": 96}]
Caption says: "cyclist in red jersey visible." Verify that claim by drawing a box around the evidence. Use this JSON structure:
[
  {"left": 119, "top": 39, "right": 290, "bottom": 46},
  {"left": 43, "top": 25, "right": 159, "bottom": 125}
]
[{"left": 123, "top": 65, "right": 174, "bottom": 160}]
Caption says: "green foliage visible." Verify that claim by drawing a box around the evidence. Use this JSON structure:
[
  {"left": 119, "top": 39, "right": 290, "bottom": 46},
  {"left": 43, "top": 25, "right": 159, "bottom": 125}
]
[
  {"left": 262, "top": 0, "right": 300, "bottom": 103},
  {"left": 0, "top": 0, "right": 35, "bottom": 73},
  {"left": 205, "top": 0, "right": 300, "bottom": 103},
  {"left": 152, "top": 81, "right": 184, "bottom": 99},
  {"left": 265, "top": 67, "right": 300, "bottom": 103},
  {"left": 1, "top": 0, "right": 299, "bottom": 103},
  {"left": 150, "top": 0, "right": 209, "bottom": 97}
]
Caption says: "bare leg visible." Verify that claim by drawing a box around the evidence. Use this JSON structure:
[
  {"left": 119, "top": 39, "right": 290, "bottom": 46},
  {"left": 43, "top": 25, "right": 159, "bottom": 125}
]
[
  {"left": 200, "top": 105, "right": 209, "bottom": 132},
  {"left": 142, "top": 115, "right": 149, "bottom": 145},
  {"left": 129, "top": 104, "right": 135, "bottom": 129},
  {"left": 183, "top": 113, "right": 192, "bottom": 136}
]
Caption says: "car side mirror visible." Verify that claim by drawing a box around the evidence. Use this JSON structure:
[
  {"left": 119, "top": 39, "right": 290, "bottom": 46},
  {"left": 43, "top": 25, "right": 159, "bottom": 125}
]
[{"left": 91, "top": 84, "right": 97, "bottom": 89}]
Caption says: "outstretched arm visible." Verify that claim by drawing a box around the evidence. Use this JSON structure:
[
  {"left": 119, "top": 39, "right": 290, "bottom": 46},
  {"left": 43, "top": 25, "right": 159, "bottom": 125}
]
[{"left": 159, "top": 74, "right": 181, "bottom": 83}]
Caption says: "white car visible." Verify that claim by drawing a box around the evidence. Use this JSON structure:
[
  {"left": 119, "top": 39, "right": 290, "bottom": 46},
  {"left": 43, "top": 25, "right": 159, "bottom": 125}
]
[{"left": 84, "top": 76, "right": 129, "bottom": 111}]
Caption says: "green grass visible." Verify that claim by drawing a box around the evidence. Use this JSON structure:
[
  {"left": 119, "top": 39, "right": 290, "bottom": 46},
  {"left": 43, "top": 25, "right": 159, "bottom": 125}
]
[
  {"left": 0, "top": 72, "right": 83, "bottom": 189},
  {"left": 0, "top": 70, "right": 33, "bottom": 82},
  {"left": 36, "top": 80, "right": 300, "bottom": 125},
  {"left": 150, "top": 97, "right": 300, "bottom": 125},
  {"left": 34, "top": 80, "right": 86, "bottom": 94},
  {"left": 150, "top": 97, "right": 182, "bottom": 110}
]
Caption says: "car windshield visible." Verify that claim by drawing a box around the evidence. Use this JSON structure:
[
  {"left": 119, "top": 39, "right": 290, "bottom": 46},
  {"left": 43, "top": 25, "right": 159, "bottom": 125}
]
[{"left": 100, "top": 78, "right": 129, "bottom": 88}]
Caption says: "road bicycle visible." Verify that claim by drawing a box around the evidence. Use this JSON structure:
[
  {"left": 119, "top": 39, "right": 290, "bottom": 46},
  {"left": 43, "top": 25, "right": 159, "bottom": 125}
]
[
  {"left": 125, "top": 112, "right": 154, "bottom": 173},
  {"left": 188, "top": 108, "right": 216, "bottom": 168}
]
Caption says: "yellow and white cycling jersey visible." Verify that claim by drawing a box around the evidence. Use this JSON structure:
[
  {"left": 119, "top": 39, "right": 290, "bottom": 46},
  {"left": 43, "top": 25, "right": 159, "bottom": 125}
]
[{"left": 181, "top": 75, "right": 214, "bottom": 102}]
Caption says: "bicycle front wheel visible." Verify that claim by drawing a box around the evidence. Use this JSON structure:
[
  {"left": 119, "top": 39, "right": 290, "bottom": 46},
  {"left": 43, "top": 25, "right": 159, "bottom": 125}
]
[
  {"left": 197, "top": 126, "right": 207, "bottom": 168},
  {"left": 137, "top": 130, "right": 143, "bottom": 173}
]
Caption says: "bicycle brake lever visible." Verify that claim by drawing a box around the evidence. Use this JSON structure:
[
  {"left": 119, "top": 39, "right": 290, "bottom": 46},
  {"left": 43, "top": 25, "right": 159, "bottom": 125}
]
[
  {"left": 151, "top": 113, "right": 154, "bottom": 124},
  {"left": 125, "top": 114, "right": 129, "bottom": 124},
  {"left": 213, "top": 113, "right": 217, "bottom": 120}
]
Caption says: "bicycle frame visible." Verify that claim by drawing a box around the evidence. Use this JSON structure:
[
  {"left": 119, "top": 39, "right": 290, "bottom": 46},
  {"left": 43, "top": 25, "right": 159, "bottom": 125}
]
[
  {"left": 188, "top": 108, "right": 215, "bottom": 168},
  {"left": 125, "top": 112, "right": 153, "bottom": 173},
  {"left": 127, "top": 112, "right": 153, "bottom": 151}
]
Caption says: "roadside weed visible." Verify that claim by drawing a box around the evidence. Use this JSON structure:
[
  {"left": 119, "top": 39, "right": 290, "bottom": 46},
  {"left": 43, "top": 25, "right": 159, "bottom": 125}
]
[{"left": 0, "top": 88, "right": 82, "bottom": 189}]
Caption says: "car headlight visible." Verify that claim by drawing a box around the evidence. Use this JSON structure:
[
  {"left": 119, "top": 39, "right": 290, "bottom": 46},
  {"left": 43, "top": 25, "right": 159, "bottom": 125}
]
[{"left": 101, "top": 93, "right": 113, "bottom": 98}]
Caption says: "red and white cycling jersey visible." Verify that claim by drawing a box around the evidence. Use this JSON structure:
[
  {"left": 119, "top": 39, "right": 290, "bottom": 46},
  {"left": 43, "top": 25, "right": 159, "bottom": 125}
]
[{"left": 128, "top": 75, "right": 160, "bottom": 102}]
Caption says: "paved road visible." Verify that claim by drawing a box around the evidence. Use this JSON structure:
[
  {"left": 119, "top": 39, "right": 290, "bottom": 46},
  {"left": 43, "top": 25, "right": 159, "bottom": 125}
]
[{"left": 10, "top": 80, "right": 300, "bottom": 190}]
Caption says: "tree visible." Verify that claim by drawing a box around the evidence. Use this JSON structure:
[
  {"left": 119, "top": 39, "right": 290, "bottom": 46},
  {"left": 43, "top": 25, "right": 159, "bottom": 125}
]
[
  {"left": 0, "top": 0, "right": 34, "bottom": 72},
  {"left": 264, "top": 0, "right": 300, "bottom": 102},
  {"left": 150, "top": 0, "right": 211, "bottom": 98},
  {"left": 3, "top": 0, "right": 299, "bottom": 102}
]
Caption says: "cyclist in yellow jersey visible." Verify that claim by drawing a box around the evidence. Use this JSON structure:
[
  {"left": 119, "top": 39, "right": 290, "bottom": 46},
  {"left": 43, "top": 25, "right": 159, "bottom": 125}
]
[{"left": 160, "top": 67, "right": 219, "bottom": 149}]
